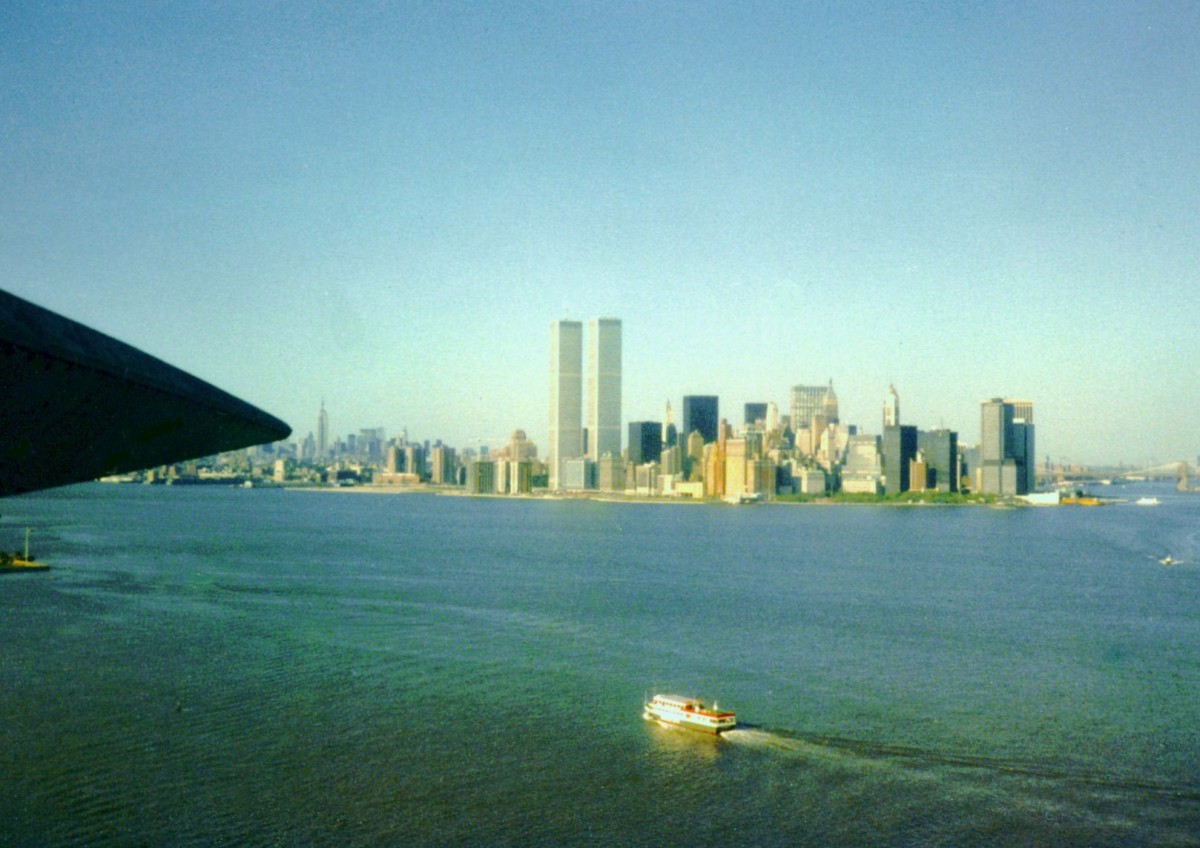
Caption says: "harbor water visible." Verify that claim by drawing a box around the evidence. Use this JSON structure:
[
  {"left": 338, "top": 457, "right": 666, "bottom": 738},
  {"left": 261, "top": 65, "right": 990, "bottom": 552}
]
[{"left": 2, "top": 484, "right": 1198, "bottom": 846}]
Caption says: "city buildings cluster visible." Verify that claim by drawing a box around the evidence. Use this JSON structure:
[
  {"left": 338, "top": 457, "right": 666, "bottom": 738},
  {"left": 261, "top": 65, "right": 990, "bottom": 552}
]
[
  {"left": 534, "top": 316, "right": 1035, "bottom": 499},
  {"left": 212, "top": 318, "right": 1033, "bottom": 500}
]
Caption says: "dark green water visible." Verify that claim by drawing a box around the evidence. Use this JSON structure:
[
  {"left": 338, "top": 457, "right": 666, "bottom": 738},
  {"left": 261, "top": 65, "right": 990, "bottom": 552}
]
[{"left": 2, "top": 484, "right": 1198, "bottom": 846}]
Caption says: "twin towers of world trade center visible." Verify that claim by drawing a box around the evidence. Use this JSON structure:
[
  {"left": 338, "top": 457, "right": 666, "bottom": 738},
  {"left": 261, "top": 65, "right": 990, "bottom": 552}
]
[{"left": 549, "top": 318, "right": 621, "bottom": 490}]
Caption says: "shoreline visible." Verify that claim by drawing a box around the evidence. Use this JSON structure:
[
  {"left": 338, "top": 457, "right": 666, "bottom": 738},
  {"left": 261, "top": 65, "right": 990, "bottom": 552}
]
[{"left": 278, "top": 484, "right": 1017, "bottom": 507}]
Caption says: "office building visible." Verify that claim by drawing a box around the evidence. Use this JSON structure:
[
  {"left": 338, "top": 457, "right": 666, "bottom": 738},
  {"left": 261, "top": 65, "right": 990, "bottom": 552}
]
[
  {"left": 817, "top": 421, "right": 850, "bottom": 470},
  {"left": 917, "top": 429, "right": 959, "bottom": 493},
  {"left": 596, "top": 454, "right": 625, "bottom": 492},
  {"left": 660, "top": 444, "right": 682, "bottom": 477},
  {"left": 703, "top": 441, "right": 726, "bottom": 498},
  {"left": 744, "top": 403, "right": 768, "bottom": 427},
  {"left": 429, "top": 446, "right": 456, "bottom": 485},
  {"left": 749, "top": 459, "right": 775, "bottom": 499},
  {"left": 841, "top": 435, "right": 883, "bottom": 494},
  {"left": 587, "top": 318, "right": 622, "bottom": 461},
  {"left": 882, "top": 425, "right": 918, "bottom": 495},
  {"left": 316, "top": 401, "right": 329, "bottom": 460},
  {"left": 1008, "top": 400, "right": 1034, "bottom": 426},
  {"left": 821, "top": 381, "right": 840, "bottom": 423},
  {"left": 502, "top": 429, "right": 538, "bottom": 462},
  {"left": 883, "top": 384, "right": 900, "bottom": 429},
  {"left": 1012, "top": 423, "right": 1035, "bottom": 494},
  {"left": 979, "top": 398, "right": 1035, "bottom": 495},
  {"left": 685, "top": 429, "right": 705, "bottom": 462},
  {"left": 961, "top": 445, "right": 980, "bottom": 490},
  {"left": 562, "top": 457, "right": 594, "bottom": 491},
  {"left": 662, "top": 400, "right": 677, "bottom": 448},
  {"left": 682, "top": 395, "right": 719, "bottom": 445},
  {"left": 466, "top": 460, "right": 496, "bottom": 494},
  {"left": 725, "top": 437, "right": 748, "bottom": 498},
  {"left": 496, "top": 461, "right": 533, "bottom": 494},
  {"left": 790, "top": 384, "right": 824, "bottom": 431},
  {"left": 548, "top": 320, "right": 583, "bottom": 490},
  {"left": 790, "top": 380, "right": 839, "bottom": 433},
  {"left": 635, "top": 463, "right": 659, "bottom": 497},
  {"left": 628, "top": 421, "right": 663, "bottom": 466},
  {"left": 909, "top": 455, "right": 930, "bottom": 492},
  {"left": 404, "top": 445, "right": 423, "bottom": 479},
  {"left": 385, "top": 445, "right": 402, "bottom": 474},
  {"left": 793, "top": 466, "right": 827, "bottom": 495}
]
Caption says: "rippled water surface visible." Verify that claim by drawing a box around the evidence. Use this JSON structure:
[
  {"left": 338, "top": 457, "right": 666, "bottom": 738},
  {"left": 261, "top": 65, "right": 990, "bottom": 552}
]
[{"left": 2, "top": 484, "right": 1198, "bottom": 846}]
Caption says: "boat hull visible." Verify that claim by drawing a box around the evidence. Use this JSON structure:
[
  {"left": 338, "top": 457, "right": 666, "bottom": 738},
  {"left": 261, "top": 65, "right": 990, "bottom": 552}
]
[
  {"left": 0, "top": 561, "right": 49, "bottom": 574},
  {"left": 643, "top": 696, "right": 736, "bottom": 735},
  {"left": 644, "top": 711, "right": 731, "bottom": 734}
]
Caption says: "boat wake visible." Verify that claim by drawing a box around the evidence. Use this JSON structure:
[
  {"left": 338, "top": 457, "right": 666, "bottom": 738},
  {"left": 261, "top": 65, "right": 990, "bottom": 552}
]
[
  {"left": 721, "top": 727, "right": 816, "bottom": 753},
  {"left": 721, "top": 725, "right": 1200, "bottom": 803}
]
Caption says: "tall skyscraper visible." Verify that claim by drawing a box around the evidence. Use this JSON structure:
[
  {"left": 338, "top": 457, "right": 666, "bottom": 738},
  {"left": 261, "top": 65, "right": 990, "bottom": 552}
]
[
  {"left": 548, "top": 320, "right": 583, "bottom": 490},
  {"left": 883, "top": 384, "right": 900, "bottom": 429},
  {"left": 682, "top": 395, "right": 719, "bottom": 445},
  {"left": 882, "top": 425, "right": 917, "bottom": 495},
  {"left": 979, "top": 398, "right": 1035, "bottom": 495},
  {"left": 662, "top": 400, "right": 677, "bottom": 448},
  {"left": 316, "top": 401, "right": 329, "bottom": 460},
  {"left": 586, "top": 318, "right": 622, "bottom": 461},
  {"left": 744, "top": 403, "right": 768, "bottom": 427},
  {"left": 1010, "top": 402, "right": 1035, "bottom": 494}
]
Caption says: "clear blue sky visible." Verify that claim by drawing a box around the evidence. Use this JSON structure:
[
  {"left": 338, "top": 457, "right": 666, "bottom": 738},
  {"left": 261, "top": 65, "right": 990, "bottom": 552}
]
[{"left": 3, "top": 2, "right": 1197, "bottom": 466}]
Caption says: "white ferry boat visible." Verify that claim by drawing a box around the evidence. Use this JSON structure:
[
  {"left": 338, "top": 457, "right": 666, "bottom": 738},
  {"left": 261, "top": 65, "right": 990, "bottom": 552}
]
[{"left": 643, "top": 694, "right": 736, "bottom": 735}]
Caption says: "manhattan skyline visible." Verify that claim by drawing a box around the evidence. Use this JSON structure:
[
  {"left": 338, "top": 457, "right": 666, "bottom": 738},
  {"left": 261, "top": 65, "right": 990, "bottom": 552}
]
[{"left": 3, "top": 3, "right": 1198, "bottom": 466}]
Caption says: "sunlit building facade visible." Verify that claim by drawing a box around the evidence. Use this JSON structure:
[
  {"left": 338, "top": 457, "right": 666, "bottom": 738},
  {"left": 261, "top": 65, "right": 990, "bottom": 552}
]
[
  {"left": 549, "top": 320, "right": 583, "bottom": 490},
  {"left": 586, "top": 318, "right": 622, "bottom": 462}
]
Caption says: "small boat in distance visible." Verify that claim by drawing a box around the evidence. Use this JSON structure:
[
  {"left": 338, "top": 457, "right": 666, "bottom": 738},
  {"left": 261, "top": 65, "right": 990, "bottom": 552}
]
[
  {"left": 643, "top": 694, "right": 736, "bottom": 735},
  {"left": 1135, "top": 497, "right": 1161, "bottom": 506},
  {"left": 0, "top": 528, "right": 48, "bottom": 573}
]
